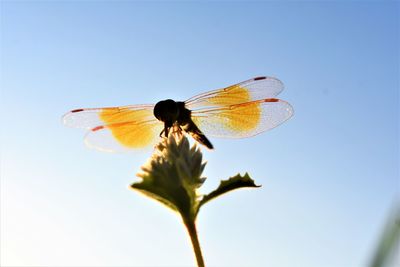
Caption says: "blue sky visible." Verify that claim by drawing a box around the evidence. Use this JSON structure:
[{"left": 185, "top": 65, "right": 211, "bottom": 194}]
[{"left": 1, "top": 1, "right": 399, "bottom": 266}]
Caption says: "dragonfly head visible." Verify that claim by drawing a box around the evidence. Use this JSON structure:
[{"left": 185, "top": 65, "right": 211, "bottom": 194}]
[{"left": 153, "top": 99, "right": 179, "bottom": 123}]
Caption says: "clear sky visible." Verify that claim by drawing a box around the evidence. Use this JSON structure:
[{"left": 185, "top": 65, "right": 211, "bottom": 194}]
[{"left": 1, "top": 1, "right": 399, "bottom": 266}]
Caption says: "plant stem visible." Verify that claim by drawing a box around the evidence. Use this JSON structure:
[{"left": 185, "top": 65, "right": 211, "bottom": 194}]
[{"left": 183, "top": 217, "right": 205, "bottom": 267}]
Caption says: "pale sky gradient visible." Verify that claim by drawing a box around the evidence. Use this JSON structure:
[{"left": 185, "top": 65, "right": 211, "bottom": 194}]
[{"left": 1, "top": 1, "right": 399, "bottom": 267}]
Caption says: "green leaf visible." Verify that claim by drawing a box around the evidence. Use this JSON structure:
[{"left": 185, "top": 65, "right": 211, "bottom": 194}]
[{"left": 199, "top": 173, "right": 261, "bottom": 207}]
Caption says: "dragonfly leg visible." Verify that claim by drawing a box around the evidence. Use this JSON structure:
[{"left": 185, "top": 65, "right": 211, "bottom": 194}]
[
  {"left": 164, "top": 124, "right": 170, "bottom": 137},
  {"left": 159, "top": 128, "right": 165, "bottom": 137}
]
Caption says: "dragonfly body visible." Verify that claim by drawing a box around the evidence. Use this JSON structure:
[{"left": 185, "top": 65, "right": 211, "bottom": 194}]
[
  {"left": 63, "top": 76, "right": 293, "bottom": 152},
  {"left": 153, "top": 99, "right": 213, "bottom": 149}
]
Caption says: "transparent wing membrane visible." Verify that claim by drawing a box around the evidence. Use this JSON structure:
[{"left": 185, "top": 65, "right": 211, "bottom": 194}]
[
  {"left": 185, "top": 76, "right": 284, "bottom": 110},
  {"left": 63, "top": 104, "right": 161, "bottom": 152},
  {"left": 62, "top": 104, "right": 155, "bottom": 129},
  {"left": 84, "top": 120, "right": 163, "bottom": 152},
  {"left": 191, "top": 99, "right": 293, "bottom": 138}
]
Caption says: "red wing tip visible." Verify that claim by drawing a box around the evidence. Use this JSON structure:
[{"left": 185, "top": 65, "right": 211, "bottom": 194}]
[
  {"left": 264, "top": 98, "right": 280, "bottom": 102},
  {"left": 254, "top": 76, "right": 267, "bottom": 81},
  {"left": 71, "top": 108, "right": 84, "bottom": 113},
  {"left": 92, "top": 126, "right": 105, "bottom": 132}
]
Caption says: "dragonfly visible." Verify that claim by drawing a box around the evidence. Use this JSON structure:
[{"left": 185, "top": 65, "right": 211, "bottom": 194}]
[{"left": 63, "top": 76, "right": 293, "bottom": 152}]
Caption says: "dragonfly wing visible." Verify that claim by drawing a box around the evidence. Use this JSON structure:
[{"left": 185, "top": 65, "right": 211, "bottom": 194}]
[
  {"left": 185, "top": 76, "right": 284, "bottom": 109},
  {"left": 62, "top": 104, "right": 155, "bottom": 129},
  {"left": 84, "top": 120, "right": 163, "bottom": 152},
  {"left": 63, "top": 104, "right": 163, "bottom": 151},
  {"left": 191, "top": 98, "right": 293, "bottom": 138}
]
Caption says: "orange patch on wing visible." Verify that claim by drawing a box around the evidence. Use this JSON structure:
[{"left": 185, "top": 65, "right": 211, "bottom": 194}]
[
  {"left": 99, "top": 108, "right": 155, "bottom": 148},
  {"left": 99, "top": 108, "right": 151, "bottom": 124},
  {"left": 225, "top": 101, "right": 261, "bottom": 132},
  {"left": 208, "top": 85, "right": 251, "bottom": 106},
  {"left": 208, "top": 86, "right": 261, "bottom": 132}
]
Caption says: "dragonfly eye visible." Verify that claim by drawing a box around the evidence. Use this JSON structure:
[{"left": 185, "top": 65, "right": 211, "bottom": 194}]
[{"left": 153, "top": 99, "right": 179, "bottom": 122}]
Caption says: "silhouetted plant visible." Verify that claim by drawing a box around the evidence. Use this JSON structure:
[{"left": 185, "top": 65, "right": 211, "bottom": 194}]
[{"left": 130, "top": 131, "right": 260, "bottom": 266}]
